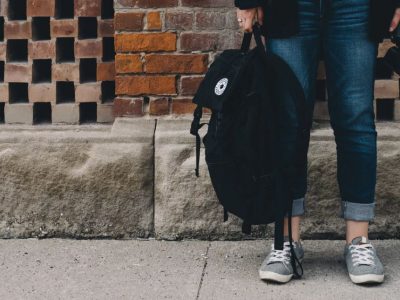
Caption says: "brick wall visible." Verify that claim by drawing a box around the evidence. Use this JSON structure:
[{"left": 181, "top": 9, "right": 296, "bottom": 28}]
[
  {"left": 113, "top": 0, "right": 400, "bottom": 121},
  {"left": 114, "top": 0, "right": 242, "bottom": 116},
  {"left": 0, "top": 1, "right": 399, "bottom": 124},
  {"left": 0, "top": 0, "right": 115, "bottom": 124}
]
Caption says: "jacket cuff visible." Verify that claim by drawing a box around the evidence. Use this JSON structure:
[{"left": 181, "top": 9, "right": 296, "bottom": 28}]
[{"left": 234, "top": 0, "right": 265, "bottom": 9}]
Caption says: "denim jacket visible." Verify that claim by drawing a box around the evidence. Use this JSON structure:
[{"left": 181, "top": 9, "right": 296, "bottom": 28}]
[{"left": 234, "top": 0, "right": 400, "bottom": 42}]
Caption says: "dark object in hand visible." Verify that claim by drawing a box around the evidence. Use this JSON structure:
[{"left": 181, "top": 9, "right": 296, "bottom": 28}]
[{"left": 384, "top": 25, "right": 400, "bottom": 75}]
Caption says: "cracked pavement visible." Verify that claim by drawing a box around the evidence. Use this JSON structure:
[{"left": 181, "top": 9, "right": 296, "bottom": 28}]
[{"left": 0, "top": 239, "right": 399, "bottom": 299}]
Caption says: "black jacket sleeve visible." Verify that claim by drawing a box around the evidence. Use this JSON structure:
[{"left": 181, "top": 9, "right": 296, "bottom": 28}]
[{"left": 234, "top": 0, "right": 266, "bottom": 9}]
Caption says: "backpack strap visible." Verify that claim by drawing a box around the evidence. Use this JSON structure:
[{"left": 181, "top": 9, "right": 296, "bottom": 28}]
[
  {"left": 190, "top": 105, "right": 207, "bottom": 177},
  {"left": 223, "top": 207, "right": 229, "bottom": 222},
  {"left": 287, "top": 202, "right": 304, "bottom": 279},
  {"left": 273, "top": 173, "right": 285, "bottom": 250}
]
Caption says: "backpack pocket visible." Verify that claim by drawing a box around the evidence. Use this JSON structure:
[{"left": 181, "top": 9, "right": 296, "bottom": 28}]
[{"left": 193, "top": 50, "right": 248, "bottom": 111}]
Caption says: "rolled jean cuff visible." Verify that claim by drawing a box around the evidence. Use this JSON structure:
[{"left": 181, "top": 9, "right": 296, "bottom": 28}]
[
  {"left": 340, "top": 201, "right": 375, "bottom": 221},
  {"left": 285, "top": 197, "right": 305, "bottom": 217}
]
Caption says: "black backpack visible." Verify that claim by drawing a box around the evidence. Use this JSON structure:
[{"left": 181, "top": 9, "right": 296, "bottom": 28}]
[{"left": 190, "top": 24, "right": 310, "bottom": 277}]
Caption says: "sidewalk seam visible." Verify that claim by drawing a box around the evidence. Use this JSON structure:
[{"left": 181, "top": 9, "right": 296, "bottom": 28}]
[
  {"left": 151, "top": 119, "right": 157, "bottom": 237},
  {"left": 195, "top": 242, "right": 211, "bottom": 300}
]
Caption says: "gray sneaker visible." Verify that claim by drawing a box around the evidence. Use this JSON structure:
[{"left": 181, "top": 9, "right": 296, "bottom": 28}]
[
  {"left": 344, "top": 236, "right": 384, "bottom": 284},
  {"left": 259, "top": 238, "right": 304, "bottom": 283}
]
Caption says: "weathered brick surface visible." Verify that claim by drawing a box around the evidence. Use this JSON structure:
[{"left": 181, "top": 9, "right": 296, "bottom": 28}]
[
  {"left": 52, "top": 63, "right": 80, "bottom": 82},
  {"left": 180, "top": 76, "right": 204, "bottom": 96},
  {"left": 145, "top": 54, "right": 208, "bottom": 74},
  {"left": 4, "top": 21, "right": 32, "bottom": 39},
  {"left": 51, "top": 20, "right": 78, "bottom": 37},
  {"left": 149, "top": 97, "right": 169, "bottom": 115},
  {"left": 29, "top": 84, "right": 56, "bottom": 102},
  {"left": 75, "top": 40, "right": 103, "bottom": 58},
  {"left": 1, "top": 0, "right": 115, "bottom": 124},
  {"left": 27, "top": 0, "right": 55, "bottom": 16},
  {"left": 114, "top": 2, "right": 236, "bottom": 116},
  {"left": 97, "top": 62, "right": 116, "bottom": 81},
  {"left": 116, "top": 76, "right": 176, "bottom": 96},
  {"left": 0, "top": 1, "right": 397, "bottom": 120},
  {"left": 147, "top": 11, "right": 162, "bottom": 30},
  {"left": 98, "top": 20, "right": 114, "bottom": 36},
  {"left": 75, "top": 83, "right": 102, "bottom": 103},
  {"left": 5, "top": 63, "right": 32, "bottom": 82},
  {"left": 114, "top": 12, "right": 144, "bottom": 31},
  {"left": 113, "top": 2, "right": 399, "bottom": 120},
  {"left": 171, "top": 98, "right": 196, "bottom": 114},
  {"left": 29, "top": 41, "right": 56, "bottom": 59},
  {"left": 115, "top": 54, "right": 143, "bottom": 74},
  {"left": 115, "top": 33, "right": 177, "bottom": 52},
  {"left": 74, "top": 0, "right": 101, "bottom": 16},
  {"left": 114, "top": 97, "right": 144, "bottom": 116}
]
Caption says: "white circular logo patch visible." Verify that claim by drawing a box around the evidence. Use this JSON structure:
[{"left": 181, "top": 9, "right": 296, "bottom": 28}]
[{"left": 214, "top": 78, "right": 229, "bottom": 96}]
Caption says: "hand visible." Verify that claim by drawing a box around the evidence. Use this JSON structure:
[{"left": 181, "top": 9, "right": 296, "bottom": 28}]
[
  {"left": 389, "top": 8, "right": 400, "bottom": 32},
  {"left": 237, "top": 7, "right": 264, "bottom": 32}
]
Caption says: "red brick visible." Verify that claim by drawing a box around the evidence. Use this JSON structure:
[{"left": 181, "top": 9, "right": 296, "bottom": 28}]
[
  {"left": 75, "top": 40, "right": 102, "bottom": 58},
  {"left": 27, "top": 0, "right": 55, "bottom": 16},
  {"left": 97, "top": 62, "right": 115, "bottom": 81},
  {"left": 114, "top": 97, "right": 144, "bottom": 116},
  {"left": 52, "top": 63, "right": 80, "bottom": 82},
  {"left": 114, "top": 12, "right": 144, "bottom": 31},
  {"left": 217, "top": 31, "right": 243, "bottom": 50},
  {"left": 115, "top": 54, "right": 143, "bottom": 73},
  {"left": 98, "top": 20, "right": 114, "bottom": 37},
  {"left": 74, "top": 0, "right": 101, "bottom": 16},
  {"left": 0, "top": 44, "right": 7, "bottom": 61},
  {"left": 5, "top": 63, "right": 31, "bottom": 82},
  {"left": 149, "top": 97, "right": 169, "bottom": 115},
  {"left": 165, "top": 12, "right": 193, "bottom": 30},
  {"left": 180, "top": 76, "right": 204, "bottom": 95},
  {"left": 75, "top": 83, "right": 102, "bottom": 103},
  {"left": 115, "top": 33, "right": 176, "bottom": 52},
  {"left": 4, "top": 21, "right": 32, "bottom": 39},
  {"left": 180, "top": 32, "right": 218, "bottom": 52},
  {"left": 116, "top": 76, "right": 176, "bottom": 95},
  {"left": 146, "top": 54, "right": 208, "bottom": 74},
  {"left": 0, "top": 1, "right": 8, "bottom": 16},
  {"left": 4, "top": 65, "right": 30, "bottom": 84},
  {"left": 195, "top": 11, "right": 226, "bottom": 30},
  {"left": 51, "top": 20, "right": 78, "bottom": 37},
  {"left": 171, "top": 98, "right": 197, "bottom": 114},
  {"left": 29, "top": 41, "right": 56, "bottom": 59},
  {"left": 0, "top": 84, "right": 9, "bottom": 102},
  {"left": 147, "top": 11, "right": 162, "bottom": 30},
  {"left": 29, "top": 84, "right": 55, "bottom": 102},
  {"left": 115, "top": 0, "right": 178, "bottom": 8},
  {"left": 181, "top": 0, "right": 234, "bottom": 7}
]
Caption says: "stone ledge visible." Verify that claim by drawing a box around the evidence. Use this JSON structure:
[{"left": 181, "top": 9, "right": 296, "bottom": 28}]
[
  {"left": 0, "top": 118, "right": 155, "bottom": 239},
  {"left": 0, "top": 117, "right": 399, "bottom": 239},
  {"left": 154, "top": 117, "right": 400, "bottom": 240}
]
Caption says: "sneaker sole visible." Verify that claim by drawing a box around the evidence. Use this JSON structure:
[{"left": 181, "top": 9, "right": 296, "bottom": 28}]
[
  {"left": 259, "top": 257, "right": 303, "bottom": 283},
  {"left": 349, "top": 273, "right": 384, "bottom": 284},
  {"left": 259, "top": 270, "right": 293, "bottom": 283}
]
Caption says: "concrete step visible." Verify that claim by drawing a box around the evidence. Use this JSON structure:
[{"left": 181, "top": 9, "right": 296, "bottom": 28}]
[{"left": 0, "top": 117, "right": 399, "bottom": 239}]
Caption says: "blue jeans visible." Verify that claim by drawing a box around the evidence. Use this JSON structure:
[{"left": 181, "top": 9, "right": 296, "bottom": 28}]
[{"left": 267, "top": 0, "right": 378, "bottom": 221}]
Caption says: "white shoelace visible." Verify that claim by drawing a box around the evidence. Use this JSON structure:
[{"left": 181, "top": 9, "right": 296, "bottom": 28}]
[
  {"left": 267, "top": 242, "right": 292, "bottom": 264},
  {"left": 349, "top": 243, "right": 375, "bottom": 267}
]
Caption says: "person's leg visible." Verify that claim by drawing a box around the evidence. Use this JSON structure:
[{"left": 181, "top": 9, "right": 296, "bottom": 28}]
[
  {"left": 266, "top": 0, "right": 322, "bottom": 242},
  {"left": 258, "top": 0, "right": 321, "bottom": 283},
  {"left": 323, "top": 0, "right": 378, "bottom": 239},
  {"left": 323, "top": 0, "right": 384, "bottom": 284}
]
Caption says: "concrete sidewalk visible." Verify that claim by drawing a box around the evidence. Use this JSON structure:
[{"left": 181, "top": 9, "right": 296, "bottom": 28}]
[{"left": 0, "top": 239, "right": 399, "bottom": 299}]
